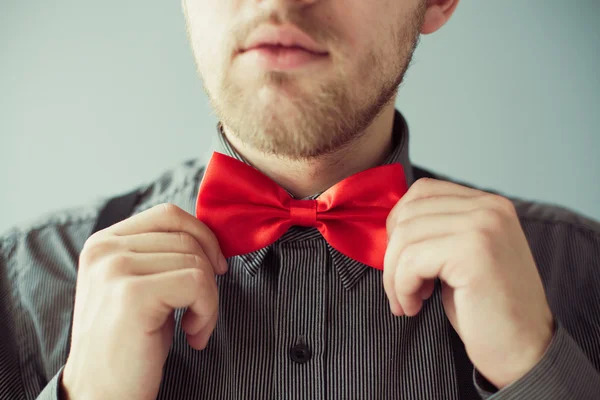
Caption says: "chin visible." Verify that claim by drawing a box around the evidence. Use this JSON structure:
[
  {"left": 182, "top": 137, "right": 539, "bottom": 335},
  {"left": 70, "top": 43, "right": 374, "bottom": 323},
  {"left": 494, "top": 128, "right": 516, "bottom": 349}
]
[{"left": 254, "top": 85, "right": 301, "bottom": 107}]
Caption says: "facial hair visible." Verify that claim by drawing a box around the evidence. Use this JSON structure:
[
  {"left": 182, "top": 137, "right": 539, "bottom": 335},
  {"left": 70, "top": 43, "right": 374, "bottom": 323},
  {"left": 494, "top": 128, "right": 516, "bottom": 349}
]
[{"left": 198, "top": 4, "right": 427, "bottom": 160}]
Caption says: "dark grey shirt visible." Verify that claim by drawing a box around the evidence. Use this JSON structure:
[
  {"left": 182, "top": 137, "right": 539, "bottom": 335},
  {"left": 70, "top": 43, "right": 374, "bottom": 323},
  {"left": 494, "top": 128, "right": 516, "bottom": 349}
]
[{"left": 1, "top": 111, "right": 599, "bottom": 399}]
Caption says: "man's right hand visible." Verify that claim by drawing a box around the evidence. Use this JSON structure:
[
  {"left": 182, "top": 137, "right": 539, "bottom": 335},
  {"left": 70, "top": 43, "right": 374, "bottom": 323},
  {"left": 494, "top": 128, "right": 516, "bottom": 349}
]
[{"left": 60, "top": 203, "right": 228, "bottom": 400}]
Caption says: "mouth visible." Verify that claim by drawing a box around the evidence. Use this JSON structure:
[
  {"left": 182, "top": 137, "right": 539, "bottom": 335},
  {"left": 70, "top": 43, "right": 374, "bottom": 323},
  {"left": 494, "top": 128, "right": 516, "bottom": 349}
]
[
  {"left": 240, "top": 44, "right": 329, "bottom": 71},
  {"left": 237, "top": 24, "right": 330, "bottom": 71}
]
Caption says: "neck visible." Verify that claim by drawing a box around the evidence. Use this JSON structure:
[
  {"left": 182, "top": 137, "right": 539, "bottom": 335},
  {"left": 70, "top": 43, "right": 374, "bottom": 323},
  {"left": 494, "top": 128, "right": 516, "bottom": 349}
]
[{"left": 222, "top": 103, "right": 396, "bottom": 199}]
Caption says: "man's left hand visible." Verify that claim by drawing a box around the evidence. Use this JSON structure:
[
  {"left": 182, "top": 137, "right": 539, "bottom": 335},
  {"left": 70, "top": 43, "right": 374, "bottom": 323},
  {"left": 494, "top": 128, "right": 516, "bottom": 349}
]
[{"left": 383, "top": 178, "right": 555, "bottom": 390}]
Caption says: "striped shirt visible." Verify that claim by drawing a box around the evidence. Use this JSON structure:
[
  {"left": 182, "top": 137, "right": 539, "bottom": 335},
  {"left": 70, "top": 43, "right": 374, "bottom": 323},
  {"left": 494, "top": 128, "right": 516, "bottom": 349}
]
[{"left": 1, "top": 110, "right": 599, "bottom": 400}]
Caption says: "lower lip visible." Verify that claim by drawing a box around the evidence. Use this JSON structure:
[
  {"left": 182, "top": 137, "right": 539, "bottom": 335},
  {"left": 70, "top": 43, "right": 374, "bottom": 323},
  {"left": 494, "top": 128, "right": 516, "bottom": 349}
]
[{"left": 239, "top": 46, "right": 328, "bottom": 70}]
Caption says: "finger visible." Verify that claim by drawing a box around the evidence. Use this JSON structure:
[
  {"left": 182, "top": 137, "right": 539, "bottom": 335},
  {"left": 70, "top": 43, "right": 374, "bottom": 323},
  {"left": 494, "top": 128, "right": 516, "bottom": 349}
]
[
  {"left": 122, "top": 232, "right": 205, "bottom": 254},
  {"left": 395, "top": 277, "right": 436, "bottom": 317},
  {"left": 185, "top": 313, "right": 218, "bottom": 350},
  {"left": 383, "top": 272, "right": 405, "bottom": 316},
  {"left": 180, "top": 276, "right": 219, "bottom": 337},
  {"left": 107, "top": 203, "right": 227, "bottom": 274},
  {"left": 131, "top": 268, "right": 218, "bottom": 334},
  {"left": 101, "top": 251, "right": 214, "bottom": 278},
  {"left": 383, "top": 238, "right": 405, "bottom": 316},
  {"left": 402, "top": 178, "right": 484, "bottom": 205},
  {"left": 394, "top": 235, "right": 467, "bottom": 317},
  {"left": 388, "top": 196, "right": 471, "bottom": 236},
  {"left": 387, "top": 179, "right": 484, "bottom": 232},
  {"left": 386, "top": 211, "right": 485, "bottom": 275},
  {"left": 119, "top": 232, "right": 226, "bottom": 275},
  {"left": 385, "top": 212, "right": 457, "bottom": 276},
  {"left": 390, "top": 195, "right": 493, "bottom": 231}
]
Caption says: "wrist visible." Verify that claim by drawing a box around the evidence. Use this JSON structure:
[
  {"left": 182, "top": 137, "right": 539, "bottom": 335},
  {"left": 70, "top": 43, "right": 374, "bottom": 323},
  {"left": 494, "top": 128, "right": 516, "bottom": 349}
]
[{"left": 491, "top": 323, "right": 555, "bottom": 389}]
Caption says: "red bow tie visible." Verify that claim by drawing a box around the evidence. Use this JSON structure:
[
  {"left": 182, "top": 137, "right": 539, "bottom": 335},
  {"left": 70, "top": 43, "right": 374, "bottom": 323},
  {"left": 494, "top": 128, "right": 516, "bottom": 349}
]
[{"left": 195, "top": 152, "right": 408, "bottom": 270}]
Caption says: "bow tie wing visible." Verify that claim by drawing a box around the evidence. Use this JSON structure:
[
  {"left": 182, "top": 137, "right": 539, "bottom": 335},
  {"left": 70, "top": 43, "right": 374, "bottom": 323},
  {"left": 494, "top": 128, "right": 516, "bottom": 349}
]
[
  {"left": 316, "top": 164, "right": 408, "bottom": 270},
  {"left": 196, "top": 153, "right": 293, "bottom": 258}
]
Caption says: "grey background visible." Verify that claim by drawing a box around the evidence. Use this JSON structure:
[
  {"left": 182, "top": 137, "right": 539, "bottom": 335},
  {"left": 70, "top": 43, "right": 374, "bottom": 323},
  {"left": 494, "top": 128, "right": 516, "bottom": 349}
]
[{"left": 1, "top": 0, "right": 599, "bottom": 233}]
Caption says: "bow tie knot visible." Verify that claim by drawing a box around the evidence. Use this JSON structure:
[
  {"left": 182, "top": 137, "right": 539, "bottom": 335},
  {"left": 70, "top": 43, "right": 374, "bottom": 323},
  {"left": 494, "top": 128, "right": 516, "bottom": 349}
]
[{"left": 289, "top": 199, "right": 318, "bottom": 227}]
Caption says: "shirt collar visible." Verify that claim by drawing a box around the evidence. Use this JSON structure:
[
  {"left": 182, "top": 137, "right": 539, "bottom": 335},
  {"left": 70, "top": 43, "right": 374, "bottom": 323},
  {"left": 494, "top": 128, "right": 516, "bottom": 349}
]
[
  {"left": 215, "top": 109, "right": 415, "bottom": 192},
  {"left": 212, "top": 109, "right": 414, "bottom": 290}
]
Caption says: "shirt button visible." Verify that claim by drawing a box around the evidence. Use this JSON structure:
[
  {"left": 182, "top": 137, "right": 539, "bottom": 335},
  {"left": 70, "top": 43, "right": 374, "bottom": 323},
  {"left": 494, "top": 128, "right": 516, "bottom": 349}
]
[{"left": 289, "top": 343, "right": 312, "bottom": 364}]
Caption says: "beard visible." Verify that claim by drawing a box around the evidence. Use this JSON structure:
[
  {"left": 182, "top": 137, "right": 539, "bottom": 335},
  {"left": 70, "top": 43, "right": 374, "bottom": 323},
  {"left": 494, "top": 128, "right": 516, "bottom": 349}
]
[{"left": 199, "top": 4, "right": 426, "bottom": 160}]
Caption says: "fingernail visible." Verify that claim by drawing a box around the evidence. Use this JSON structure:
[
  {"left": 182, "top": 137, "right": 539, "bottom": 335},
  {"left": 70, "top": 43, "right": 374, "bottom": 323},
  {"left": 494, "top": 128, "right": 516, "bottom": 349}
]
[{"left": 218, "top": 254, "right": 228, "bottom": 274}]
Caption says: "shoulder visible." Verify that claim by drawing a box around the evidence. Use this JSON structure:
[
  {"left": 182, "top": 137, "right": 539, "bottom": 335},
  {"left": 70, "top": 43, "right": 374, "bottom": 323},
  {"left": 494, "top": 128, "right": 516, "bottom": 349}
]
[
  {"left": 0, "top": 158, "right": 207, "bottom": 383},
  {"left": 0, "top": 200, "right": 103, "bottom": 277},
  {"left": 418, "top": 166, "right": 600, "bottom": 334},
  {"left": 415, "top": 165, "right": 600, "bottom": 239},
  {"left": 0, "top": 157, "right": 207, "bottom": 274},
  {"left": 416, "top": 165, "right": 600, "bottom": 289}
]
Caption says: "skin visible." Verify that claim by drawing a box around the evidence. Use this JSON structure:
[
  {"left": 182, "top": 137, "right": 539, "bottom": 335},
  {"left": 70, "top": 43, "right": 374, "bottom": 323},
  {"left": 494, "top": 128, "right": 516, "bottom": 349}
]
[
  {"left": 182, "top": 0, "right": 450, "bottom": 198},
  {"left": 61, "top": 0, "right": 555, "bottom": 397},
  {"left": 384, "top": 180, "right": 554, "bottom": 389},
  {"left": 182, "top": 0, "right": 554, "bottom": 390}
]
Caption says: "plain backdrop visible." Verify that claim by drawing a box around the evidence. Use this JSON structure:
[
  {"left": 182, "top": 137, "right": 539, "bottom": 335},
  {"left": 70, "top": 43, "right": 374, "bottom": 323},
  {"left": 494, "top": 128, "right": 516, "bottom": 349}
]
[{"left": 1, "top": 0, "right": 599, "bottom": 233}]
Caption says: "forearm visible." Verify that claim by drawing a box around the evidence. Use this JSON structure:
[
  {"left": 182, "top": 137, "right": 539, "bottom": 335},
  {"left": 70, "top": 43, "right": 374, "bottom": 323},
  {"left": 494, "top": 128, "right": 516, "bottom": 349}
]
[{"left": 474, "top": 320, "right": 600, "bottom": 399}]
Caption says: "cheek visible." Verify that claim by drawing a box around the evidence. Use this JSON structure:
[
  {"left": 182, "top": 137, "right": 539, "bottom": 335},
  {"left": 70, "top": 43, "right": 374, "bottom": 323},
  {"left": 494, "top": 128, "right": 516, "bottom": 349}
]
[
  {"left": 185, "top": 1, "right": 231, "bottom": 59},
  {"left": 329, "top": 2, "right": 367, "bottom": 53},
  {"left": 329, "top": 2, "right": 390, "bottom": 76},
  {"left": 185, "top": 3, "right": 233, "bottom": 85}
]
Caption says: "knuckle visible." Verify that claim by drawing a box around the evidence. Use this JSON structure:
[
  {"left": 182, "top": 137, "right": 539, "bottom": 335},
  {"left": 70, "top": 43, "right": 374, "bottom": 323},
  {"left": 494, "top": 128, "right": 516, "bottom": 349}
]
[
  {"left": 475, "top": 208, "right": 505, "bottom": 230},
  {"left": 392, "top": 207, "right": 406, "bottom": 227},
  {"left": 414, "top": 177, "right": 432, "bottom": 189},
  {"left": 410, "top": 177, "right": 434, "bottom": 195},
  {"left": 103, "top": 256, "right": 130, "bottom": 279},
  {"left": 382, "top": 269, "right": 394, "bottom": 290},
  {"left": 160, "top": 202, "right": 180, "bottom": 215},
  {"left": 109, "top": 253, "right": 132, "bottom": 270},
  {"left": 393, "top": 199, "right": 417, "bottom": 226},
  {"left": 78, "top": 247, "right": 95, "bottom": 270},
  {"left": 160, "top": 203, "right": 183, "bottom": 221},
  {"left": 205, "top": 225, "right": 219, "bottom": 244},
  {"left": 83, "top": 231, "right": 103, "bottom": 249},
  {"left": 161, "top": 203, "right": 184, "bottom": 229},
  {"left": 79, "top": 237, "right": 115, "bottom": 270},
  {"left": 97, "top": 253, "right": 132, "bottom": 280},
  {"left": 398, "top": 245, "right": 415, "bottom": 267},
  {"left": 382, "top": 260, "right": 395, "bottom": 288},
  {"left": 496, "top": 195, "right": 517, "bottom": 216},
  {"left": 186, "top": 253, "right": 208, "bottom": 269},
  {"left": 385, "top": 212, "right": 396, "bottom": 232},
  {"left": 197, "top": 223, "right": 219, "bottom": 251},
  {"left": 189, "top": 268, "right": 206, "bottom": 285},
  {"left": 485, "top": 194, "right": 516, "bottom": 216},
  {"left": 469, "top": 230, "right": 494, "bottom": 253},
  {"left": 393, "top": 219, "right": 411, "bottom": 241},
  {"left": 442, "top": 257, "right": 461, "bottom": 281},
  {"left": 178, "top": 232, "right": 201, "bottom": 252}
]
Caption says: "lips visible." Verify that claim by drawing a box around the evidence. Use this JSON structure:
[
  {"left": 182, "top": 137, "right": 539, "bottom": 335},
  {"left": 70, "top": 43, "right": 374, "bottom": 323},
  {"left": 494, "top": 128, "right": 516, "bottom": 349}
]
[
  {"left": 236, "top": 24, "right": 330, "bottom": 71},
  {"left": 240, "top": 24, "right": 328, "bottom": 55},
  {"left": 236, "top": 24, "right": 329, "bottom": 71}
]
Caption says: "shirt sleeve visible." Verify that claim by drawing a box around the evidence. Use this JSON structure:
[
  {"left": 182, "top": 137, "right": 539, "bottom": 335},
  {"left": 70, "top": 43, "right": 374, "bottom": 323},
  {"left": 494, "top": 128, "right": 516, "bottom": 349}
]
[
  {"left": 0, "top": 237, "right": 28, "bottom": 399},
  {"left": 473, "top": 319, "right": 600, "bottom": 399},
  {"left": 0, "top": 232, "right": 72, "bottom": 400}
]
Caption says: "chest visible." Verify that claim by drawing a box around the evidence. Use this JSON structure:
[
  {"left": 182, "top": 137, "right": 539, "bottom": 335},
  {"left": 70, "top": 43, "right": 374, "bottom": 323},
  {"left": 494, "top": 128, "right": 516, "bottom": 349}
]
[{"left": 158, "top": 241, "right": 463, "bottom": 399}]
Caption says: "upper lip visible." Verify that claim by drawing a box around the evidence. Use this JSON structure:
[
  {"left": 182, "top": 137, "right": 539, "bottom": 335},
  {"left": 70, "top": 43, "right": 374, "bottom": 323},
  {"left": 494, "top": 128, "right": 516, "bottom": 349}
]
[{"left": 240, "top": 24, "right": 328, "bottom": 55}]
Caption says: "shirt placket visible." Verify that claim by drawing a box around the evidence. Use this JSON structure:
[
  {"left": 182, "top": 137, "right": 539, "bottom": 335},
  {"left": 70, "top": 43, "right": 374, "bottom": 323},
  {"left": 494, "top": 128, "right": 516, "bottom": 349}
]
[{"left": 273, "top": 237, "right": 329, "bottom": 400}]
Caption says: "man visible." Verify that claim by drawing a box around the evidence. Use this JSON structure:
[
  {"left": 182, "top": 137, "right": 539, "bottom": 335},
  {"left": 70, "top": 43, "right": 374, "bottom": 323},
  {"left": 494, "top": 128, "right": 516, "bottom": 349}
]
[{"left": 1, "top": 0, "right": 599, "bottom": 398}]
